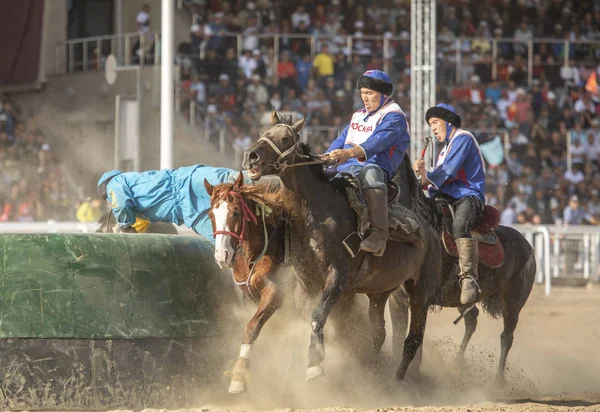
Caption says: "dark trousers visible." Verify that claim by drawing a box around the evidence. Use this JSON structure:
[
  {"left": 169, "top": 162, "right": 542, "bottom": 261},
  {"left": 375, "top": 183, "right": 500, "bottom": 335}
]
[{"left": 451, "top": 196, "right": 485, "bottom": 239}]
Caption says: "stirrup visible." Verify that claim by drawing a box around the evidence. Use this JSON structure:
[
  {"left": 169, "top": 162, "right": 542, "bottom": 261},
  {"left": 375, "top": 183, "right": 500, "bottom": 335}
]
[{"left": 459, "top": 274, "right": 482, "bottom": 294}]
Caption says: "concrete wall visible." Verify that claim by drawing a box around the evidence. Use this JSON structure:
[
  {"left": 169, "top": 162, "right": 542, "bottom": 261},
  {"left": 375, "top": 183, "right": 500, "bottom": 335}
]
[{"left": 40, "top": 0, "right": 68, "bottom": 77}]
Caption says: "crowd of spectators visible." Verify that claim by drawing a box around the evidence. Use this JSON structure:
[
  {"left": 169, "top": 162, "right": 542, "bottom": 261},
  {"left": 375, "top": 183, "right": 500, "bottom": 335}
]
[
  {"left": 177, "top": 0, "right": 600, "bottom": 227},
  {"left": 0, "top": 96, "right": 81, "bottom": 223}
]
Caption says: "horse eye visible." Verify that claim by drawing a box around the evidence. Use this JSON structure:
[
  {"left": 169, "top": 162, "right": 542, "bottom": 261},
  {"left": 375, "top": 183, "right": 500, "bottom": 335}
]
[{"left": 232, "top": 209, "right": 241, "bottom": 217}]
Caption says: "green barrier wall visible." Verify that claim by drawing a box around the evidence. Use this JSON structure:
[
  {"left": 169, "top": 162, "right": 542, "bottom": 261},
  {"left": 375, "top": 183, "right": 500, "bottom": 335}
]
[
  {"left": 0, "top": 233, "right": 226, "bottom": 339},
  {"left": 0, "top": 234, "right": 241, "bottom": 411}
]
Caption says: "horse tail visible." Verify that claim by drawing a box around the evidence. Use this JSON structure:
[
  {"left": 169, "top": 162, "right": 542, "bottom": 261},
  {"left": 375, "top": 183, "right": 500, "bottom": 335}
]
[{"left": 480, "top": 293, "right": 503, "bottom": 319}]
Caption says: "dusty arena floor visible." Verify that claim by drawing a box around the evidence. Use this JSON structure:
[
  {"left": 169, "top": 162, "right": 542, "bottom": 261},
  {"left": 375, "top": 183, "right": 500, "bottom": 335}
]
[{"left": 120, "top": 284, "right": 600, "bottom": 412}]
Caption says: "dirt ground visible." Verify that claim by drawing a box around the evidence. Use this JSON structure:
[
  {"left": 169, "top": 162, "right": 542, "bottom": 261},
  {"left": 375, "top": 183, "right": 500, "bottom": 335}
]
[{"left": 123, "top": 284, "right": 600, "bottom": 412}]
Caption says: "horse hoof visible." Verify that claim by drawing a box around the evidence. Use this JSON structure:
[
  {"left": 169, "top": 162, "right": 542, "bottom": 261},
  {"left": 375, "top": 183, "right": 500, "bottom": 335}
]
[
  {"left": 305, "top": 365, "right": 325, "bottom": 381},
  {"left": 228, "top": 380, "right": 245, "bottom": 394}
]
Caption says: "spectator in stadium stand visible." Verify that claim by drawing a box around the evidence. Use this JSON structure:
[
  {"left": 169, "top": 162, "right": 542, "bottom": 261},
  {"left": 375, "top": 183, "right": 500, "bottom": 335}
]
[
  {"left": 563, "top": 195, "right": 598, "bottom": 225},
  {"left": 222, "top": 47, "right": 239, "bottom": 85},
  {"left": 190, "top": 23, "right": 211, "bottom": 61},
  {"left": 76, "top": 198, "right": 105, "bottom": 223},
  {"left": 0, "top": 102, "right": 16, "bottom": 139},
  {"left": 136, "top": 4, "right": 150, "bottom": 30},
  {"left": 500, "top": 202, "right": 517, "bottom": 226}
]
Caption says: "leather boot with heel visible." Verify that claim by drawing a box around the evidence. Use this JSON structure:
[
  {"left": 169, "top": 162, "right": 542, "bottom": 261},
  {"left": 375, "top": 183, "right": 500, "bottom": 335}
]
[
  {"left": 455, "top": 237, "right": 480, "bottom": 305},
  {"left": 360, "top": 189, "right": 389, "bottom": 257}
]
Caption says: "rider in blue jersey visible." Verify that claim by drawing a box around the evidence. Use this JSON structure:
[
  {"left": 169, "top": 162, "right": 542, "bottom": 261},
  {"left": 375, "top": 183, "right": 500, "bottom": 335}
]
[{"left": 413, "top": 103, "right": 486, "bottom": 305}]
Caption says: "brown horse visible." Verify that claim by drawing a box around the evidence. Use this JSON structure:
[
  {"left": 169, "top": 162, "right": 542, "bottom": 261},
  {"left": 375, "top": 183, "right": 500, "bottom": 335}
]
[
  {"left": 204, "top": 173, "right": 288, "bottom": 393},
  {"left": 242, "top": 111, "right": 442, "bottom": 382},
  {"left": 96, "top": 212, "right": 179, "bottom": 234},
  {"left": 388, "top": 179, "right": 537, "bottom": 382}
]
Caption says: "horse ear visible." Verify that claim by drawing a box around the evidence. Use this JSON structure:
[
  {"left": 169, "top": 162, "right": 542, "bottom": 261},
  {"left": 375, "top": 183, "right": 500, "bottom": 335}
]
[
  {"left": 233, "top": 172, "right": 244, "bottom": 190},
  {"left": 204, "top": 178, "right": 214, "bottom": 196},
  {"left": 270, "top": 109, "right": 281, "bottom": 125},
  {"left": 291, "top": 115, "right": 306, "bottom": 135}
]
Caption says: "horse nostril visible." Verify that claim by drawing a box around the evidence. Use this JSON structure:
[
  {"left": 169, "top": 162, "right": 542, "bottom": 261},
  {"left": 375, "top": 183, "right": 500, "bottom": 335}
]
[
  {"left": 224, "top": 250, "right": 229, "bottom": 262},
  {"left": 249, "top": 151, "right": 260, "bottom": 163}
]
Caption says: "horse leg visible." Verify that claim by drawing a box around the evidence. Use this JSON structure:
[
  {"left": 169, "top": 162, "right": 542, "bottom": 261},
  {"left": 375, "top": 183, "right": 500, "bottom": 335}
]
[
  {"left": 496, "top": 299, "right": 519, "bottom": 383},
  {"left": 395, "top": 292, "right": 428, "bottom": 381},
  {"left": 306, "top": 264, "right": 348, "bottom": 381},
  {"left": 457, "top": 306, "right": 480, "bottom": 361},
  {"left": 368, "top": 291, "right": 392, "bottom": 355},
  {"left": 389, "top": 287, "right": 410, "bottom": 361},
  {"left": 229, "top": 283, "right": 282, "bottom": 394}
]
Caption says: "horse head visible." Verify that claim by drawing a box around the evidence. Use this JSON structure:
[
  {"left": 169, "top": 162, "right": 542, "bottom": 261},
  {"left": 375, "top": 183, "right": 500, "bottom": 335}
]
[
  {"left": 205, "top": 172, "right": 284, "bottom": 269},
  {"left": 243, "top": 110, "right": 306, "bottom": 180}
]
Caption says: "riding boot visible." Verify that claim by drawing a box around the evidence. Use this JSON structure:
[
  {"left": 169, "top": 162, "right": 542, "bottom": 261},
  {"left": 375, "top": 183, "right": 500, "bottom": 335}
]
[
  {"left": 455, "top": 238, "right": 481, "bottom": 305},
  {"left": 360, "top": 189, "right": 389, "bottom": 257}
]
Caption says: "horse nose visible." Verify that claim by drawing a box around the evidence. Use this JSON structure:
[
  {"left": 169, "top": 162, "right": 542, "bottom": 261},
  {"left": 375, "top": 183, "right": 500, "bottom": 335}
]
[{"left": 243, "top": 150, "right": 260, "bottom": 168}]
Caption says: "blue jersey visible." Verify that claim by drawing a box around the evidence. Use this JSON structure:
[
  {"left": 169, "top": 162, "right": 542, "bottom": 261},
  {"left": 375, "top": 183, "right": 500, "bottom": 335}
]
[
  {"left": 426, "top": 130, "right": 486, "bottom": 202},
  {"left": 105, "top": 165, "right": 244, "bottom": 243},
  {"left": 325, "top": 102, "right": 410, "bottom": 179}
]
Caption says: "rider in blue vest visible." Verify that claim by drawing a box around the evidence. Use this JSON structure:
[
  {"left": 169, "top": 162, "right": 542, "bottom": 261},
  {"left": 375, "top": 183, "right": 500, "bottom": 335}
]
[
  {"left": 413, "top": 103, "right": 486, "bottom": 305},
  {"left": 325, "top": 70, "right": 412, "bottom": 256},
  {"left": 97, "top": 165, "right": 248, "bottom": 243}
]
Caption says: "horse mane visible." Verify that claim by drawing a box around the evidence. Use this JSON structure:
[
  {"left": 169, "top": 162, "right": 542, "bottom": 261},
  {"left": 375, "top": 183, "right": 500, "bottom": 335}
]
[
  {"left": 213, "top": 181, "right": 285, "bottom": 220},
  {"left": 401, "top": 153, "right": 443, "bottom": 232},
  {"left": 275, "top": 114, "right": 294, "bottom": 126}
]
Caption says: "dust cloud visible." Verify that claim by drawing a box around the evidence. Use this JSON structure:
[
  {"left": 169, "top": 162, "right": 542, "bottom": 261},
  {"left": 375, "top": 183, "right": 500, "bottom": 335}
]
[{"left": 159, "top": 278, "right": 600, "bottom": 412}]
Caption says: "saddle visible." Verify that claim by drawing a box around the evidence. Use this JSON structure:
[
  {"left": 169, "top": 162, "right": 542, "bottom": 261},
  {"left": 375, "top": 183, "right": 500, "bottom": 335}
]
[
  {"left": 437, "top": 199, "right": 505, "bottom": 268},
  {"left": 332, "top": 173, "right": 424, "bottom": 258}
]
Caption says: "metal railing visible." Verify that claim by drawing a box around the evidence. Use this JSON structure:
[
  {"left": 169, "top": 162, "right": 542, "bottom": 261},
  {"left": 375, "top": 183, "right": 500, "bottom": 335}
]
[
  {"left": 514, "top": 224, "right": 600, "bottom": 296},
  {"left": 55, "top": 32, "right": 160, "bottom": 74},
  {"left": 55, "top": 32, "right": 600, "bottom": 88}
]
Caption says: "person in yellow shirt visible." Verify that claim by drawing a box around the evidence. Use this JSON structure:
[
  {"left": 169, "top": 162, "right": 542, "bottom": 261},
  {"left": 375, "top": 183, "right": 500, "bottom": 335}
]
[
  {"left": 312, "top": 44, "right": 334, "bottom": 81},
  {"left": 76, "top": 198, "right": 105, "bottom": 223}
]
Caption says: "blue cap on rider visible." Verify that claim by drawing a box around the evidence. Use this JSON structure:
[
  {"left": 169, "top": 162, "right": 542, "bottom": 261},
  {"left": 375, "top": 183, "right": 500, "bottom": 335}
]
[
  {"left": 356, "top": 70, "right": 393, "bottom": 115},
  {"left": 426, "top": 103, "right": 462, "bottom": 141},
  {"left": 425, "top": 103, "right": 462, "bottom": 128}
]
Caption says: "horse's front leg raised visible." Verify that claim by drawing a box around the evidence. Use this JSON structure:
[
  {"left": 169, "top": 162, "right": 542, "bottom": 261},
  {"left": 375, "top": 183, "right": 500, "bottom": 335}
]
[
  {"left": 229, "top": 282, "right": 283, "bottom": 394},
  {"left": 306, "top": 264, "right": 348, "bottom": 381}
]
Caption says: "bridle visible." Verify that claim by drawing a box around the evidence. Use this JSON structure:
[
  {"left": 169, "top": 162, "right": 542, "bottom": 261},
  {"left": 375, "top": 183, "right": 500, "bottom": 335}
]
[
  {"left": 212, "top": 190, "right": 275, "bottom": 300},
  {"left": 213, "top": 191, "right": 258, "bottom": 243},
  {"left": 256, "top": 124, "right": 328, "bottom": 172}
]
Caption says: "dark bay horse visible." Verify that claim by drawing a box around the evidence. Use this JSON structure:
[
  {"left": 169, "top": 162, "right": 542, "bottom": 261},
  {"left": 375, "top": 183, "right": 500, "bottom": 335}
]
[
  {"left": 388, "top": 179, "right": 537, "bottom": 382},
  {"left": 242, "top": 111, "right": 442, "bottom": 382},
  {"left": 204, "top": 173, "right": 288, "bottom": 393},
  {"left": 96, "top": 212, "right": 179, "bottom": 234}
]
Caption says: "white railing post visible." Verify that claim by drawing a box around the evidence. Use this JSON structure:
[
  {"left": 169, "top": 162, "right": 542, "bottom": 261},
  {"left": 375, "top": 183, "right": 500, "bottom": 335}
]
[
  {"left": 584, "top": 233, "right": 591, "bottom": 279},
  {"left": 538, "top": 226, "right": 552, "bottom": 296},
  {"left": 553, "top": 232, "right": 560, "bottom": 278}
]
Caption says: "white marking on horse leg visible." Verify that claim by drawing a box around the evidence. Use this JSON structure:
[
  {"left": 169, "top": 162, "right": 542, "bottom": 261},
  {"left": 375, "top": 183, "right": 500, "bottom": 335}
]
[
  {"left": 306, "top": 365, "right": 325, "bottom": 381},
  {"left": 213, "top": 201, "right": 235, "bottom": 268},
  {"left": 238, "top": 343, "right": 252, "bottom": 359},
  {"left": 229, "top": 380, "right": 245, "bottom": 394}
]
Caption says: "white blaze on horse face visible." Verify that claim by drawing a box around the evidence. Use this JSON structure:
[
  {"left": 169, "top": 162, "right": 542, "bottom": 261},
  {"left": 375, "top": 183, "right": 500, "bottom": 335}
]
[{"left": 213, "top": 200, "right": 235, "bottom": 269}]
